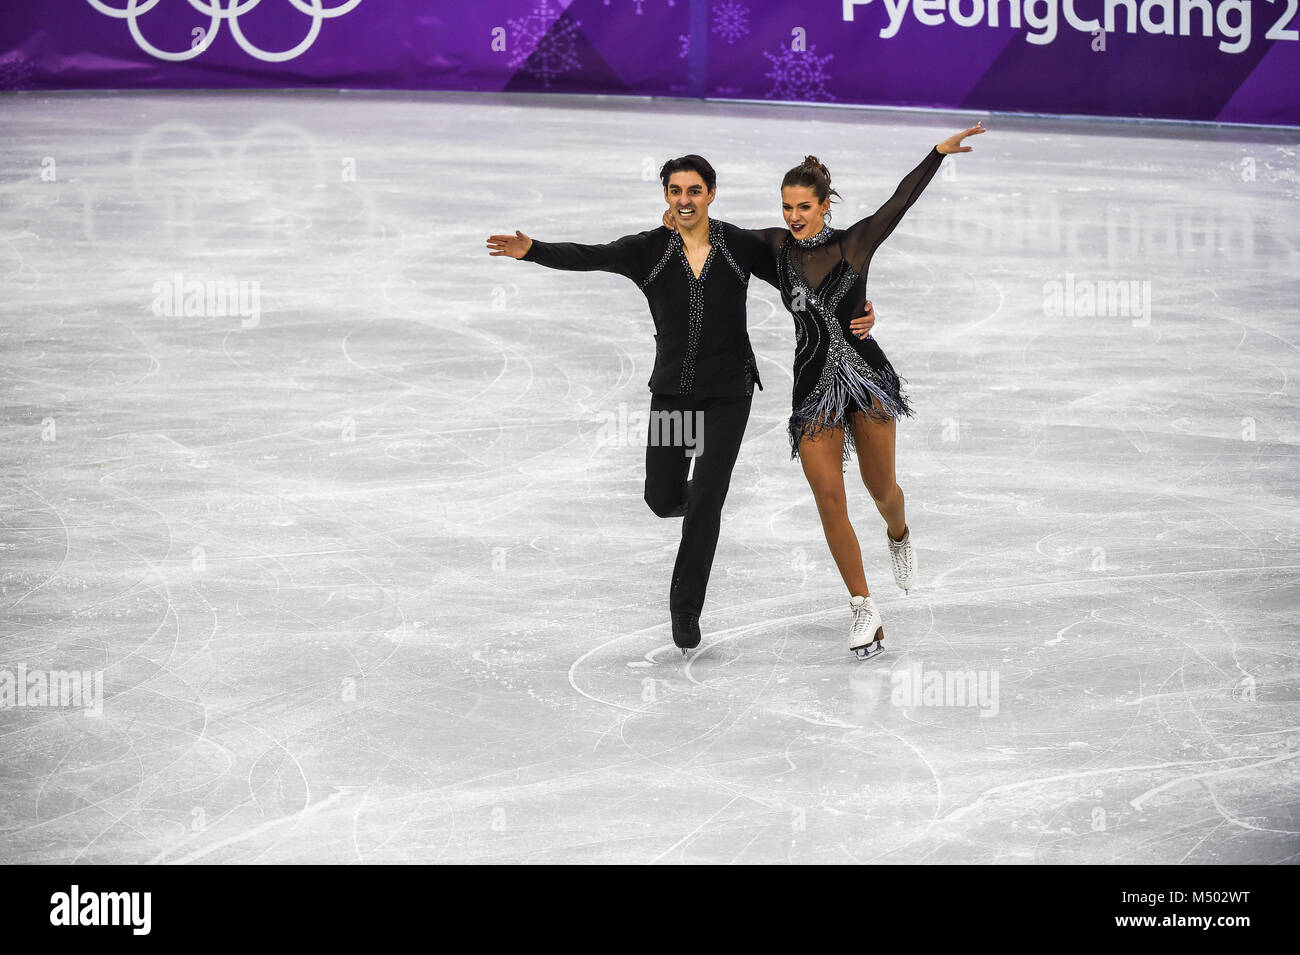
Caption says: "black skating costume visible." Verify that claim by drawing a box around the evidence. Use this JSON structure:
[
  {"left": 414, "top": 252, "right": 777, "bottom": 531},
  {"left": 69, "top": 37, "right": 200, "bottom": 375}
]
[
  {"left": 520, "top": 219, "right": 777, "bottom": 621},
  {"left": 749, "top": 146, "right": 945, "bottom": 460}
]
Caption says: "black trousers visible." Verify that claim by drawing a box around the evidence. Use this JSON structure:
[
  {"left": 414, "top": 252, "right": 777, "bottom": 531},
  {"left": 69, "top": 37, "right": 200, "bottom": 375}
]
[{"left": 642, "top": 392, "right": 752, "bottom": 617}]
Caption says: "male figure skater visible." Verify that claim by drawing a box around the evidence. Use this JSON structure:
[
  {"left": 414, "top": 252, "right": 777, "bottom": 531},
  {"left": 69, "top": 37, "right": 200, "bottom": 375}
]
[{"left": 487, "top": 156, "right": 875, "bottom": 654}]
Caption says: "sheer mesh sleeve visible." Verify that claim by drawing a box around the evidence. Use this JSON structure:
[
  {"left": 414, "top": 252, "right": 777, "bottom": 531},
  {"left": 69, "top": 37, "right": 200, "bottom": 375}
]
[
  {"left": 754, "top": 227, "right": 789, "bottom": 260},
  {"left": 841, "top": 147, "right": 944, "bottom": 275},
  {"left": 724, "top": 225, "right": 787, "bottom": 288}
]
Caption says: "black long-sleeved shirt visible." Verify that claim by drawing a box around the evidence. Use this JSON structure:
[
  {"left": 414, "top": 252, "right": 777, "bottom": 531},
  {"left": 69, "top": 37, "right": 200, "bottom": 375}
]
[{"left": 521, "top": 217, "right": 777, "bottom": 396}]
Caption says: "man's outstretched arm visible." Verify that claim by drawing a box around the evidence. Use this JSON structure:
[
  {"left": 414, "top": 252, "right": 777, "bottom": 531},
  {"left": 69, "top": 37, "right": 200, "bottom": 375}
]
[{"left": 486, "top": 229, "right": 659, "bottom": 281}]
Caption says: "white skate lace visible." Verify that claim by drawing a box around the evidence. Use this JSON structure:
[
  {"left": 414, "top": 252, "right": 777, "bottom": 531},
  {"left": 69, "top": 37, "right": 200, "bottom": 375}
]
[
  {"left": 851, "top": 599, "right": 878, "bottom": 640},
  {"left": 889, "top": 533, "right": 913, "bottom": 579}
]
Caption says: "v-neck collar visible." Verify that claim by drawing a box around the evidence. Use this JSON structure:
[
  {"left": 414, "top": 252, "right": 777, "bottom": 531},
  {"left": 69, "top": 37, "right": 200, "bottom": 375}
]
[{"left": 676, "top": 218, "right": 721, "bottom": 282}]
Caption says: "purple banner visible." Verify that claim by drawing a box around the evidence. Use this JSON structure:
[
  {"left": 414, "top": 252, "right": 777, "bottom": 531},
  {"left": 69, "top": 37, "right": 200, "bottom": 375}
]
[{"left": 1, "top": 1, "right": 1296, "bottom": 126}]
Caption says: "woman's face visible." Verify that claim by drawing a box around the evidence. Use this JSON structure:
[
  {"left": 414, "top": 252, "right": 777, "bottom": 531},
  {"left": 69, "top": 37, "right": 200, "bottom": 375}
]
[{"left": 782, "top": 186, "right": 830, "bottom": 239}]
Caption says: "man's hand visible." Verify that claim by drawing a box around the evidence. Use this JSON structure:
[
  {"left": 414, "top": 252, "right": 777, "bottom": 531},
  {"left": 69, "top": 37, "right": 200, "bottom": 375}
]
[
  {"left": 937, "top": 122, "right": 985, "bottom": 155},
  {"left": 486, "top": 230, "right": 533, "bottom": 258},
  {"left": 849, "top": 300, "right": 877, "bottom": 339},
  {"left": 662, "top": 209, "right": 677, "bottom": 233}
]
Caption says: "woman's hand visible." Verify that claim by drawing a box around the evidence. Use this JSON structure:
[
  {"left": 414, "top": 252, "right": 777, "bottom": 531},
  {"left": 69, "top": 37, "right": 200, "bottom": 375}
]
[
  {"left": 662, "top": 209, "right": 678, "bottom": 232},
  {"left": 937, "top": 122, "right": 986, "bottom": 155},
  {"left": 486, "top": 230, "right": 533, "bottom": 258},
  {"left": 849, "top": 300, "right": 877, "bottom": 339}
]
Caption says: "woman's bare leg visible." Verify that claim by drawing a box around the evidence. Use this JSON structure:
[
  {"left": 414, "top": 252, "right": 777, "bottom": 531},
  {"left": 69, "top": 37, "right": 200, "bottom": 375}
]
[
  {"left": 798, "top": 426, "right": 870, "bottom": 596},
  {"left": 847, "top": 408, "right": 907, "bottom": 541}
]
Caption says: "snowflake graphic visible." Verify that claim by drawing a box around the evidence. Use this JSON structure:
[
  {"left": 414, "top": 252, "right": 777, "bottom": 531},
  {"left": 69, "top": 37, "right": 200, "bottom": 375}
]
[
  {"left": 763, "top": 43, "right": 835, "bottom": 102},
  {"left": 604, "top": 0, "right": 676, "bottom": 13},
  {"left": 508, "top": 0, "right": 583, "bottom": 88},
  {"left": 0, "top": 53, "right": 34, "bottom": 91},
  {"left": 712, "top": 1, "right": 749, "bottom": 45},
  {"left": 678, "top": 34, "right": 690, "bottom": 59}
]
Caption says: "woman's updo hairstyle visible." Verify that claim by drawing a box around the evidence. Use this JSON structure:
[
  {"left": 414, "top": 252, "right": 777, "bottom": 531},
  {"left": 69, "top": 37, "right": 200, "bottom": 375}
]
[{"left": 781, "top": 155, "right": 841, "bottom": 209}]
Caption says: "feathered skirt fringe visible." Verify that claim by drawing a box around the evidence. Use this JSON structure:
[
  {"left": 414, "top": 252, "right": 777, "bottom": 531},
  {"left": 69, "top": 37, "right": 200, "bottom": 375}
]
[{"left": 788, "top": 354, "right": 913, "bottom": 462}]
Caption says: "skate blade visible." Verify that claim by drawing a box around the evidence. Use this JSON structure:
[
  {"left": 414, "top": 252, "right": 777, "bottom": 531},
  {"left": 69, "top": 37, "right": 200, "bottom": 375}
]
[{"left": 852, "top": 640, "right": 885, "bottom": 661}]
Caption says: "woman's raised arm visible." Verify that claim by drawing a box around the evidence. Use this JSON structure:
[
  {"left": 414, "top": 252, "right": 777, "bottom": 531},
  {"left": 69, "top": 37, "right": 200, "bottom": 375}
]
[{"left": 843, "top": 122, "right": 985, "bottom": 271}]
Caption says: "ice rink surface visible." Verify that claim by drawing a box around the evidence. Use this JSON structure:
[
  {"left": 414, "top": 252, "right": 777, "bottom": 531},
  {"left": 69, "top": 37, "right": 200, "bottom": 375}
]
[{"left": 1, "top": 91, "right": 1297, "bottom": 864}]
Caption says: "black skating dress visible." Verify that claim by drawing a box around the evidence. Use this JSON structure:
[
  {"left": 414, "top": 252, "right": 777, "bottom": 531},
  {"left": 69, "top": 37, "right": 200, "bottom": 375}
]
[{"left": 749, "top": 146, "right": 945, "bottom": 460}]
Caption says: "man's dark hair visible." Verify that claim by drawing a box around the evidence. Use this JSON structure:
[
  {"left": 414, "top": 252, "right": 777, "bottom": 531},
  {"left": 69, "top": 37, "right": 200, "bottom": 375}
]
[{"left": 659, "top": 155, "right": 716, "bottom": 192}]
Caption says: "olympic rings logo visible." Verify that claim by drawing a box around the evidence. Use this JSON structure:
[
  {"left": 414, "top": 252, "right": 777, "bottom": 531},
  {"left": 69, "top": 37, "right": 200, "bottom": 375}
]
[{"left": 85, "top": 0, "right": 364, "bottom": 63}]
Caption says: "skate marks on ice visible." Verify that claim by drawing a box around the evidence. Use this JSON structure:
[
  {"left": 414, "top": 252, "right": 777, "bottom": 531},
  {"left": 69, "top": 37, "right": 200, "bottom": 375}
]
[
  {"left": 564, "top": 594, "right": 950, "bottom": 863},
  {"left": 564, "top": 568, "right": 1297, "bottom": 863},
  {"left": 1, "top": 92, "right": 1297, "bottom": 863}
]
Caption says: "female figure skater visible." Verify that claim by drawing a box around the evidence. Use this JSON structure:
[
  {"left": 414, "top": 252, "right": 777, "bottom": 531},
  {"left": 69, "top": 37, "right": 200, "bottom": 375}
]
[{"left": 666, "top": 123, "right": 985, "bottom": 658}]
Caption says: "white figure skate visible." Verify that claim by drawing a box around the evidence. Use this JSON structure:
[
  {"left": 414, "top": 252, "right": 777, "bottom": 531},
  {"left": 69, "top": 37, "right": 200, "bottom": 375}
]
[
  {"left": 849, "top": 595, "right": 885, "bottom": 660},
  {"left": 887, "top": 527, "right": 915, "bottom": 594}
]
